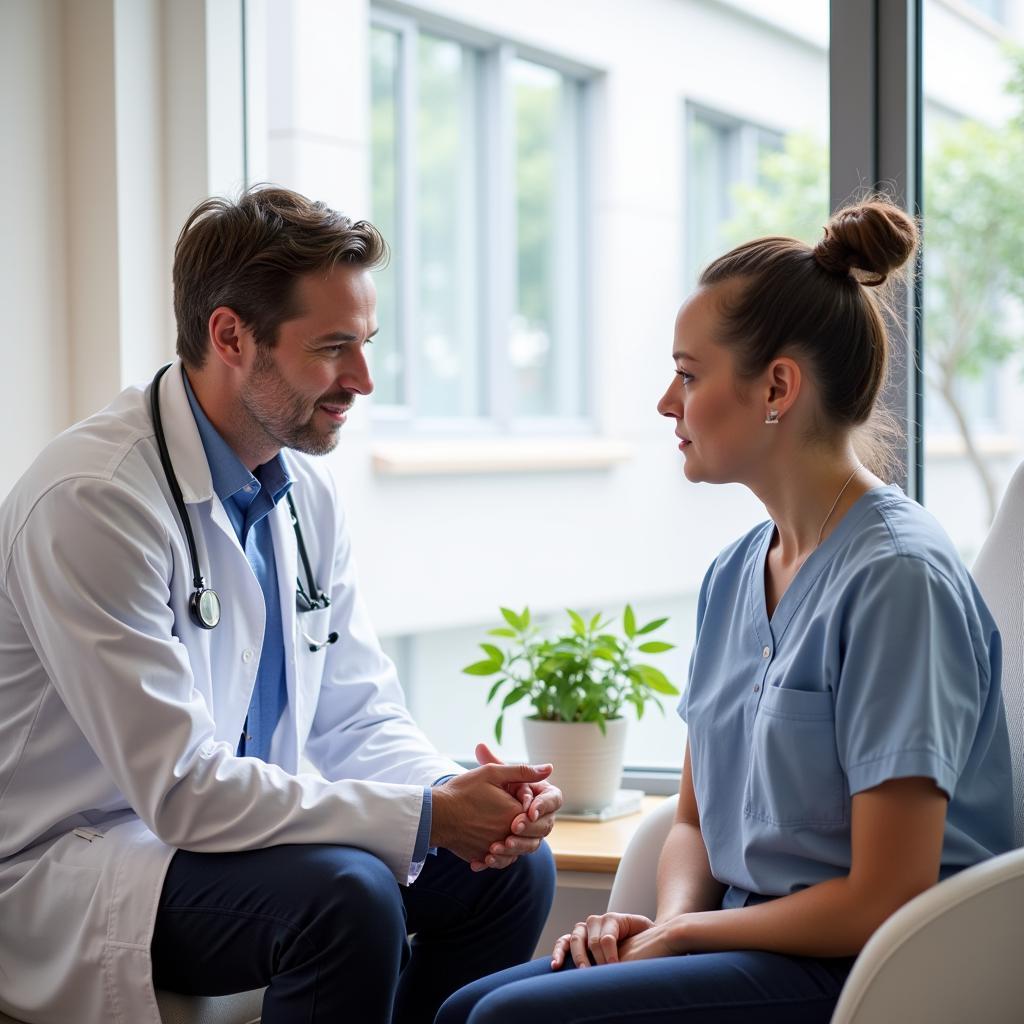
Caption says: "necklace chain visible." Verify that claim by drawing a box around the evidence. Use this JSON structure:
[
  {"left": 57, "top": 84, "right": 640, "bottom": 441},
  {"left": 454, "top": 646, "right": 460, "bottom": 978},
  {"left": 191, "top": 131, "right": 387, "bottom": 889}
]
[{"left": 816, "top": 464, "right": 863, "bottom": 548}]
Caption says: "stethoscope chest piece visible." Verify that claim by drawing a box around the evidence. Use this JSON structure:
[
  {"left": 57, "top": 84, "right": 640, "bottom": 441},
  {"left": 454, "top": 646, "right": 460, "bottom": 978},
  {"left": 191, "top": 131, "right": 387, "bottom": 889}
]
[{"left": 190, "top": 585, "right": 222, "bottom": 630}]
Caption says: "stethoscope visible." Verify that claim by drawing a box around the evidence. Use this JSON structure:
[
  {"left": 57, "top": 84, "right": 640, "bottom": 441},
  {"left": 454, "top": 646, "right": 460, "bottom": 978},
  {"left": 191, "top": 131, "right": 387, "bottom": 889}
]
[{"left": 150, "top": 364, "right": 339, "bottom": 651}]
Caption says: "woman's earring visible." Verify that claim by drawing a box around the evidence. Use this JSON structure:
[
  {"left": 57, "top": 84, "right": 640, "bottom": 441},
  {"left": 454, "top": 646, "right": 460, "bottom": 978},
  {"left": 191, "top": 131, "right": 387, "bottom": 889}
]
[{"left": 764, "top": 408, "right": 780, "bottom": 425}]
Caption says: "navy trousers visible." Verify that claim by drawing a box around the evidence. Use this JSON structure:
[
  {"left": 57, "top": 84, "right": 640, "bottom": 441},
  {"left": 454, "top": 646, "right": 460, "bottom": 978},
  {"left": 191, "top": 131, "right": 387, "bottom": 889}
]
[
  {"left": 435, "top": 949, "right": 856, "bottom": 1024},
  {"left": 150, "top": 842, "right": 556, "bottom": 1024}
]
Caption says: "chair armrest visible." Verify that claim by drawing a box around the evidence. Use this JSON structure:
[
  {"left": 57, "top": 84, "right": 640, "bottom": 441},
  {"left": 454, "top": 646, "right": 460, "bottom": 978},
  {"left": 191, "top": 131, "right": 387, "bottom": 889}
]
[
  {"left": 606, "top": 796, "right": 678, "bottom": 917},
  {"left": 831, "top": 846, "right": 1024, "bottom": 1024}
]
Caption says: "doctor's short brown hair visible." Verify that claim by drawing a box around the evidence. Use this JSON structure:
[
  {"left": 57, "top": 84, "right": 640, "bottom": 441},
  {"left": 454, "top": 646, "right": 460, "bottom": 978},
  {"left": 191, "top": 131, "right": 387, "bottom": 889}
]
[{"left": 173, "top": 185, "right": 388, "bottom": 369}]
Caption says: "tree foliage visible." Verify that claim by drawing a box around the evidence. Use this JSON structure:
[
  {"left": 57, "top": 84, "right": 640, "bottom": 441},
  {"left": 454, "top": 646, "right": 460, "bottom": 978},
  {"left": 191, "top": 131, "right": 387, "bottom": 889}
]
[{"left": 721, "top": 51, "right": 1024, "bottom": 522}]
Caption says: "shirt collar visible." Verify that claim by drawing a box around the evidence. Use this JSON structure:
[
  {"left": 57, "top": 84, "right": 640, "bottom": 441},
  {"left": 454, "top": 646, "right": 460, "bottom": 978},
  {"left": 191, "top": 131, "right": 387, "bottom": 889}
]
[{"left": 181, "top": 367, "right": 292, "bottom": 506}]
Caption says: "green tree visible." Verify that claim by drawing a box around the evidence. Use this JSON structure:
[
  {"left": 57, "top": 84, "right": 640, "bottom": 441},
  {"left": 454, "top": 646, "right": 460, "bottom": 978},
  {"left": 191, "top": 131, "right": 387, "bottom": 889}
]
[{"left": 720, "top": 61, "right": 1024, "bottom": 522}]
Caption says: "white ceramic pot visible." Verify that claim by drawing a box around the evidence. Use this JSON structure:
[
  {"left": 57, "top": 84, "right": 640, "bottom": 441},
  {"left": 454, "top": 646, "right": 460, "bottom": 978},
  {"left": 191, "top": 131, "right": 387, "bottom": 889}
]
[{"left": 522, "top": 716, "right": 627, "bottom": 813}]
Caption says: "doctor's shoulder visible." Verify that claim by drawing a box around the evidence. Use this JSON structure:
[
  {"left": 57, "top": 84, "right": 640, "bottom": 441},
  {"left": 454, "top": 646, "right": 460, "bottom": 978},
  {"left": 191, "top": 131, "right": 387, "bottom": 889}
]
[{"left": 0, "top": 383, "right": 167, "bottom": 559}]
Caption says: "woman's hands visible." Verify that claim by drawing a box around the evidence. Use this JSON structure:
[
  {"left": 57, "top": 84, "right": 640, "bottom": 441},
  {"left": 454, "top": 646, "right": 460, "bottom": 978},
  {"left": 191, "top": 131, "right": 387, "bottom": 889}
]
[
  {"left": 551, "top": 913, "right": 688, "bottom": 969},
  {"left": 551, "top": 913, "right": 692, "bottom": 968}
]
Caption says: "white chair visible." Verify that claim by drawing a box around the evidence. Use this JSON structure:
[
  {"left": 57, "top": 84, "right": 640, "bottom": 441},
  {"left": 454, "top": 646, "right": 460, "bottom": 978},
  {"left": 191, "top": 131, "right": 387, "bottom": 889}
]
[{"left": 608, "top": 465, "right": 1024, "bottom": 1024}]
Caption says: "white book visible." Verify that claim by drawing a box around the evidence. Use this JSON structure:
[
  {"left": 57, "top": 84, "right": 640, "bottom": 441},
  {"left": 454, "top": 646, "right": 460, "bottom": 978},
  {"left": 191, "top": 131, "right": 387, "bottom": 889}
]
[{"left": 557, "top": 788, "right": 645, "bottom": 822}]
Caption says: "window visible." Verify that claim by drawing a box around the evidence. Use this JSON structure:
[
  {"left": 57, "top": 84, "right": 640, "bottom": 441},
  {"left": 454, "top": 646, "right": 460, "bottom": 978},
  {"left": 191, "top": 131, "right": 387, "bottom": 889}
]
[
  {"left": 686, "top": 107, "right": 787, "bottom": 283},
  {"left": 369, "top": 10, "right": 589, "bottom": 427},
  {"left": 964, "top": 0, "right": 1007, "bottom": 23}
]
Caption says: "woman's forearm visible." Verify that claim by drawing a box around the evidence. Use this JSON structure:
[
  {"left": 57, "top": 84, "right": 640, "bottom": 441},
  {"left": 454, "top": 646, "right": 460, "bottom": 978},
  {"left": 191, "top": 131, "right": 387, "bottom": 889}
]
[
  {"left": 663, "top": 777, "right": 948, "bottom": 959},
  {"left": 670, "top": 875, "right": 905, "bottom": 958},
  {"left": 654, "top": 821, "right": 726, "bottom": 921}
]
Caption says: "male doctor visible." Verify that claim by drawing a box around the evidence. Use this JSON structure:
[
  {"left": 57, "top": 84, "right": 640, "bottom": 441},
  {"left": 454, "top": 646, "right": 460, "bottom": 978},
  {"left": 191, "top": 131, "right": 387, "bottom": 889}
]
[{"left": 0, "top": 186, "right": 559, "bottom": 1024}]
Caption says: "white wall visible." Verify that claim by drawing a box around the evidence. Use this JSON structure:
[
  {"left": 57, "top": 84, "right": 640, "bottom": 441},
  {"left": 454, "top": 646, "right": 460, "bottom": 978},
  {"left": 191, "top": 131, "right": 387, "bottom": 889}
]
[
  {"left": 0, "top": 0, "right": 246, "bottom": 498},
  {"left": 0, "top": 0, "right": 70, "bottom": 489}
]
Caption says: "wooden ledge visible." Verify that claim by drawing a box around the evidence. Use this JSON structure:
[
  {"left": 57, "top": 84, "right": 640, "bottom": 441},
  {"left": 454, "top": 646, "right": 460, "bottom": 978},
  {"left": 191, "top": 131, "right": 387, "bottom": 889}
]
[{"left": 547, "top": 796, "right": 669, "bottom": 874}]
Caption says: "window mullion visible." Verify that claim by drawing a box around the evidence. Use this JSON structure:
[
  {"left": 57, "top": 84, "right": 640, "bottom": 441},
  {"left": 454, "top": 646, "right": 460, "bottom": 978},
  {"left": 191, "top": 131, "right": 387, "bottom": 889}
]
[
  {"left": 398, "top": 20, "right": 419, "bottom": 414},
  {"left": 483, "top": 42, "right": 516, "bottom": 427},
  {"left": 829, "top": 0, "right": 921, "bottom": 497},
  {"left": 553, "top": 77, "right": 583, "bottom": 419}
]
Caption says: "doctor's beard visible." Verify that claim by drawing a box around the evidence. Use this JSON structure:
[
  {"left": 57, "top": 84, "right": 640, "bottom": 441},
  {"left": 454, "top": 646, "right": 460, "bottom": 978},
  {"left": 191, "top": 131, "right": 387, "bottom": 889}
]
[{"left": 239, "top": 347, "right": 355, "bottom": 458}]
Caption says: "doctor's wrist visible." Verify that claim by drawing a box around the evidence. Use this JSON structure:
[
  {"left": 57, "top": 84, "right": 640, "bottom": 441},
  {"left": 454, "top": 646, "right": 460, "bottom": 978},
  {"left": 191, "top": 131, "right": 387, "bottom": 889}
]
[{"left": 428, "top": 781, "right": 455, "bottom": 849}]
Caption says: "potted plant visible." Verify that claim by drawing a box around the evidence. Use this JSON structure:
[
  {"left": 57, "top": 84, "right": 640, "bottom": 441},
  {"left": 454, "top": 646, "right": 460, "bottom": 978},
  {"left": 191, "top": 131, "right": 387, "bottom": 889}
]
[{"left": 463, "top": 605, "right": 680, "bottom": 812}]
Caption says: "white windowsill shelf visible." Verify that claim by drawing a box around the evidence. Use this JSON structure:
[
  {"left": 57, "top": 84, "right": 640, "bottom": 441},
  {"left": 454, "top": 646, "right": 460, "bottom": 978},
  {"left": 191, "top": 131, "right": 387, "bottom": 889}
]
[{"left": 371, "top": 438, "right": 633, "bottom": 476}]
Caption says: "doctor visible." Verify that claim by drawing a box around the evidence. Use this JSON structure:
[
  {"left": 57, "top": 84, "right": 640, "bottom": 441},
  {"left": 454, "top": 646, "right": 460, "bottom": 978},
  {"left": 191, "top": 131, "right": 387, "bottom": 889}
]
[{"left": 0, "top": 185, "right": 559, "bottom": 1024}]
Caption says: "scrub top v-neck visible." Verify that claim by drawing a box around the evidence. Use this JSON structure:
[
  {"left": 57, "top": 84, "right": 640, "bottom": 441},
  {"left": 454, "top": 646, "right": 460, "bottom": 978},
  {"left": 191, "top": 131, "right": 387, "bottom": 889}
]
[{"left": 680, "top": 484, "right": 1013, "bottom": 910}]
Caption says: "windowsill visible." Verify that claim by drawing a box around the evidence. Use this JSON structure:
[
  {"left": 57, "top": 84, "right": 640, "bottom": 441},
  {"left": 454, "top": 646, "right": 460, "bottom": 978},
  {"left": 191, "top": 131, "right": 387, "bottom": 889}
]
[
  {"left": 924, "top": 434, "right": 1019, "bottom": 459},
  {"left": 371, "top": 438, "right": 633, "bottom": 476},
  {"left": 547, "top": 795, "right": 669, "bottom": 875}
]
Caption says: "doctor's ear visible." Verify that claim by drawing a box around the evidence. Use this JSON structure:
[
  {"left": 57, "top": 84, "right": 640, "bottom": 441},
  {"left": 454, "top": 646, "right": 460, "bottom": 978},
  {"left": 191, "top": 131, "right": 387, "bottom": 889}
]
[
  {"left": 763, "top": 356, "right": 802, "bottom": 419},
  {"left": 207, "top": 307, "right": 249, "bottom": 369}
]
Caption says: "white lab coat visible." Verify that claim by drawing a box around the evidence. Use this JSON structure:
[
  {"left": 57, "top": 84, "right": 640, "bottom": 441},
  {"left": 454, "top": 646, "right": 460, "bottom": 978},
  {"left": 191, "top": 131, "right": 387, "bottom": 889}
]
[{"left": 0, "top": 362, "right": 461, "bottom": 1024}]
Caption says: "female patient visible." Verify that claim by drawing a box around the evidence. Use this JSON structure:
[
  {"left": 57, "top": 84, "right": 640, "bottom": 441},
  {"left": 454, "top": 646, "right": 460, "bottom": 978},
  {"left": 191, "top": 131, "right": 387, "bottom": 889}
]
[{"left": 436, "top": 199, "right": 1013, "bottom": 1024}]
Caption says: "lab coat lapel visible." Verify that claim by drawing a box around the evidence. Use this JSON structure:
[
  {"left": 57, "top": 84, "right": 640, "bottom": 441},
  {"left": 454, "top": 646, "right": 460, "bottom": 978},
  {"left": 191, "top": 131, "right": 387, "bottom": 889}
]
[{"left": 153, "top": 359, "right": 265, "bottom": 736}]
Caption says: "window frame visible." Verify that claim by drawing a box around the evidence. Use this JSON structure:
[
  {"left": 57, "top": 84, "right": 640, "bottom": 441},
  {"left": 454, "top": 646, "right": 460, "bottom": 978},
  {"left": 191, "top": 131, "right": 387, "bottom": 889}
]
[{"left": 369, "top": 4, "right": 596, "bottom": 436}]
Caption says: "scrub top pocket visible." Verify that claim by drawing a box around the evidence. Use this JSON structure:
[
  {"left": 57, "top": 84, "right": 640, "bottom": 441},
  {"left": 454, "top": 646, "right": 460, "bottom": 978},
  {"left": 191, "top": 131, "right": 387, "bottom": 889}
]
[{"left": 743, "top": 686, "right": 848, "bottom": 829}]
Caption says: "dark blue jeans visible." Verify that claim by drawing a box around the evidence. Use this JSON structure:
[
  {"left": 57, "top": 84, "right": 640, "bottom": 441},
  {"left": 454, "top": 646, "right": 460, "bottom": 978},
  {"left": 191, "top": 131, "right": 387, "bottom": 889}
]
[
  {"left": 151, "top": 842, "right": 556, "bottom": 1024},
  {"left": 435, "top": 950, "right": 856, "bottom": 1024}
]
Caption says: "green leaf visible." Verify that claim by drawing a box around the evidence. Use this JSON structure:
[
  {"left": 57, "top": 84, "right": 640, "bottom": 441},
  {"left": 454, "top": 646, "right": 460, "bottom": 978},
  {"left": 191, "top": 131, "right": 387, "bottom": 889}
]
[
  {"left": 501, "top": 687, "right": 530, "bottom": 709},
  {"left": 567, "top": 608, "right": 586, "bottom": 636},
  {"left": 495, "top": 715, "right": 504, "bottom": 744},
  {"left": 486, "top": 679, "right": 506, "bottom": 704},
  {"left": 558, "top": 693, "right": 579, "bottom": 722},
  {"left": 635, "top": 664, "right": 680, "bottom": 695},
  {"left": 636, "top": 616, "right": 669, "bottom": 635},
  {"left": 463, "top": 659, "right": 502, "bottom": 676},
  {"left": 520, "top": 606, "right": 531, "bottom": 629},
  {"left": 589, "top": 612, "right": 603, "bottom": 631},
  {"left": 623, "top": 604, "right": 637, "bottom": 638},
  {"left": 488, "top": 627, "right": 518, "bottom": 638},
  {"left": 637, "top": 641, "right": 675, "bottom": 654},
  {"left": 500, "top": 607, "right": 523, "bottom": 630},
  {"left": 593, "top": 646, "right": 618, "bottom": 661},
  {"left": 480, "top": 643, "right": 505, "bottom": 664}
]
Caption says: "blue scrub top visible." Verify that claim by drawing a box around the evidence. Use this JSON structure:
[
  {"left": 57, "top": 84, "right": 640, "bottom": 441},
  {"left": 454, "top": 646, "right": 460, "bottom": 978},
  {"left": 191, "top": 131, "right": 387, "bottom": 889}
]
[{"left": 681, "top": 484, "right": 1013, "bottom": 909}]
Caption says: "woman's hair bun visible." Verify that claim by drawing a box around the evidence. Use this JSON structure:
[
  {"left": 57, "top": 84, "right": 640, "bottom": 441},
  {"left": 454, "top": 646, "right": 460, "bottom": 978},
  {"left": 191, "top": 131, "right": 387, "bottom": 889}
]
[{"left": 812, "top": 200, "right": 918, "bottom": 287}]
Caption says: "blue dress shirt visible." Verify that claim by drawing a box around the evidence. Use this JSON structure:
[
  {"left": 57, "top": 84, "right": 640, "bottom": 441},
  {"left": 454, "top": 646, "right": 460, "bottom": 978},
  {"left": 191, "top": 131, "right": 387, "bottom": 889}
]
[
  {"left": 181, "top": 369, "right": 434, "bottom": 861},
  {"left": 681, "top": 484, "right": 1013, "bottom": 909},
  {"left": 182, "top": 371, "right": 291, "bottom": 762}
]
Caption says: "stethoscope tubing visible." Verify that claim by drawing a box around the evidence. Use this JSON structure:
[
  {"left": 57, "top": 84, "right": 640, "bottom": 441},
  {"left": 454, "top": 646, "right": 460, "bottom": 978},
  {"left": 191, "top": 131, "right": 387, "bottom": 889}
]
[{"left": 149, "top": 364, "right": 331, "bottom": 638}]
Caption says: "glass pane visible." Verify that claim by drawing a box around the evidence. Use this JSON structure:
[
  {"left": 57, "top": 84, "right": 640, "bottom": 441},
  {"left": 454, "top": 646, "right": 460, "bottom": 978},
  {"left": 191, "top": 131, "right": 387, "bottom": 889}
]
[
  {"left": 511, "top": 60, "right": 583, "bottom": 418},
  {"left": 922, "top": 1, "right": 1024, "bottom": 562},
  {"left": 369, "top": 26, "right": 403, "bottom": 406},
  {"left": 686, "top": 113, "right": 733, "bottom": 282},
  {"left": 415, "top": 34, "right": 483, "bottom": 418},
  {"left": 687, "top": 110, "right": 827, "bottom": 284}
]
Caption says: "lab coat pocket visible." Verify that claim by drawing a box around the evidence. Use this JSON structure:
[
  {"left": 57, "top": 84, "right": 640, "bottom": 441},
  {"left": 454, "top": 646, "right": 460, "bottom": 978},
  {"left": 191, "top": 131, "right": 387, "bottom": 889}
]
[
  {"left": 743, "top": 686, "right": 847, "bottom": 828},
  {"left": 297, "top": 607, "right": 335, "bottom": 658}
]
